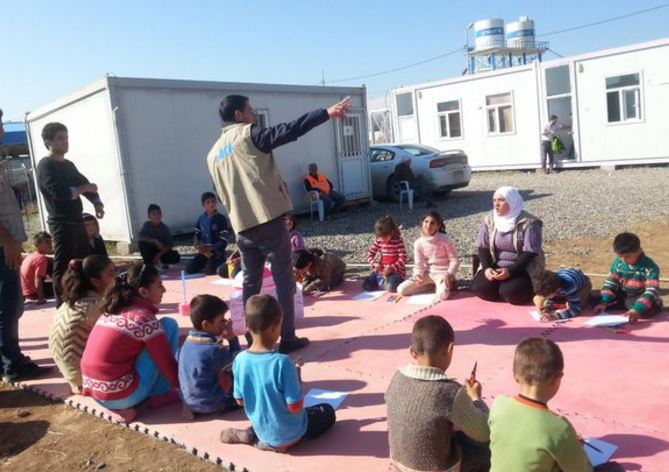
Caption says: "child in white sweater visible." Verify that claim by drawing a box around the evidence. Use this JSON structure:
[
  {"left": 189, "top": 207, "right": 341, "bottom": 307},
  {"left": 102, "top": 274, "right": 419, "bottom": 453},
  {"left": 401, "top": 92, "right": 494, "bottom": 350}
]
[{"left": 398, "top": 211, "right": 460, "bottom": 303}]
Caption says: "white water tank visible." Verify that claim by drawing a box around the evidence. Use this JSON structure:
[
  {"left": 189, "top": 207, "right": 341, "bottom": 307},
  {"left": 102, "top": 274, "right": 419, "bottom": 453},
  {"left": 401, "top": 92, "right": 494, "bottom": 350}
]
[
  {"left": 473, "top": 19, "right": 505, "bottom": 50},
  {"left": 506, "top": 16, "right": 535, "bottom": 48}
]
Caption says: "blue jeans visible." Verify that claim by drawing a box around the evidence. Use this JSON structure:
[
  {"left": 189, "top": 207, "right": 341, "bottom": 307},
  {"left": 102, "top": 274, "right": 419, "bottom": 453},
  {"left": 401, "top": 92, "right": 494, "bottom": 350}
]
[
  {"left": 97, "top": 317, "right": 179, "bottom": 410},
  {"left": 362, "top": 272, "right": 402, "bottom": 293},
  {"left": 237, "top": 216, "right": 296, "bottom": 341},
  {"left": 320, "top": 190, "right": 345, "bottom": 215},
  {"left": 0, "top": 250, "right": 26, "bottom": 376}
]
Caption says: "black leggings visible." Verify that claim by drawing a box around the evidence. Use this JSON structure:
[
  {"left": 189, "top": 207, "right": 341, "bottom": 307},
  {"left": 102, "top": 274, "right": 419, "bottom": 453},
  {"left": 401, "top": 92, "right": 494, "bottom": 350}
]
[
  {"left": 303, "top": 403, "right": 336, "bottom": 440},
  {"left": 470, "top": 270, "right": 534, "bottom": 305}
]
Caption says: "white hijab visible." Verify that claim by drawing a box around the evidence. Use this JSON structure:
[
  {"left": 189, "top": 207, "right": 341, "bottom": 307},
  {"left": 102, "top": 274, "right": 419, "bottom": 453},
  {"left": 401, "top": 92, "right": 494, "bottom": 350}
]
[{"left": 493, "top": 186, "right": 524, "bottom": 232}]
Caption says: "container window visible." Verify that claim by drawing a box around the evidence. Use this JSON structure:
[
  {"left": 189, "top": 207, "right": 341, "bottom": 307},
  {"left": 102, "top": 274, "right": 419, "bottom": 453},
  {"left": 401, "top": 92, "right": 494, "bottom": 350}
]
[
  {"left": 396, "top": 93, "right": 414, "bottom": 117},
  {"left": 605, "top": 73, "right": 642, "bottom": 123},
  {"left": 546, "top": 65, "right": 571, "bottom": 96},
  {"left": 485, "top": 93, "right": 514, "bottom": 134},
  {"left": 436, "top": 100, "right": 462, "bottom": 139}
]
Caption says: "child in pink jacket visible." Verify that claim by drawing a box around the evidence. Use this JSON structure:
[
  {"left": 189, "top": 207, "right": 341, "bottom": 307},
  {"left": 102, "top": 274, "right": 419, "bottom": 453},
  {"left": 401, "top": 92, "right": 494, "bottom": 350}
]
[{"left": 398, "top": 211, "right": 460, "bottom": 303}]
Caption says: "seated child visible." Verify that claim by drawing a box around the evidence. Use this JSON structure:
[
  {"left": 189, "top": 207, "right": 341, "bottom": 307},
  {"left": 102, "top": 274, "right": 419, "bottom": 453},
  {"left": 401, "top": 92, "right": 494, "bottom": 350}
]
[
  {"left": 534, "top": 268, "right": 592, "bottom": 320},
  {"left": 362, "top": 215, "right": 407, "bottom": 293},
  {"left": 21, "top": 231, "right": 54, "bottom": 304},
  {"left": 386, "top": 315, "right": 490, "bottom": 472},
  {"left": 594, "top": 232, "right": 662, "bottom": 322},
  {"left": 81, "top": 262, "right": 180, "bottom": 424},
  {"left": 49, "top": 256, "right": 115, "bottom": 394},
  {"left": 138, "top": 203, "right": 181, "bottom": 269},
  {"left": 220, "top": 294, "right": 335, "bottom": 451},
  {"left": 293, "top": 249, "right": 346, "bottom": 295},
  {"left": 397, "top": 211, "right": 460, "bottom": 302},
  {"left": 185, "top": 192, "right": 232, "bottom": 276},
  {"left": 83, "top": 213, "right": 108, "bottom": 257},
  {"left": 285, "top": 214, "right": 305, "bottom": 253},
  {"left": 489, "top": 338, "right": 592, "bottom": 472},
  {"left": 179, "top": 294, "right": 241, "bottom": 418}
]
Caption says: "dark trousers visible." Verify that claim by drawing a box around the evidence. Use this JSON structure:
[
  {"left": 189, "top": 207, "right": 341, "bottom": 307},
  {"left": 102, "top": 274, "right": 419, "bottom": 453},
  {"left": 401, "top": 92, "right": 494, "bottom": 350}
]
[
  {"left": 362, "top": 272, "right": 403, "bottom": 293},
  {"left": 303, "top": 403, "right": 336, "bottom": 440},
  {"left": 541, "top": 141, "right": 554, "bottom": 171},
  {"left": 603, "top": 290, "right": 663, "bottom": 317},
  {"left": 49, "top": 220, "right": 90, "bottom": 307},
  {"left": 237, "top": 216, "right": 296, "bottom": 341},
  {"left": 24, "top": 281, "right": 54, "bottom": 300},
  {"left": 407, "top": 175, "right": 434, "bottom": 205},
  {"left": 471, "top": 270, "right": 534, "bottom": 305},
  {"left": 0, "top": 251, "right": 27, "bottom": 376},
  {"left": 138, "top": 241, "right": 181, "bottom": 266},
  {"left": 185, "top": 251, "right": 226, "bottom": 276},
  {"left": 321, "top": 190, "right": 345, "bottom": 215}
]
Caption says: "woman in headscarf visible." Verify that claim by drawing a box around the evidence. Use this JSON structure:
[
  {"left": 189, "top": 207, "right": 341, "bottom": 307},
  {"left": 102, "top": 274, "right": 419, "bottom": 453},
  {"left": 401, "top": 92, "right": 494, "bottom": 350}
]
[{"left": 470, "top": 186, "right": 545, "bottom": 304}]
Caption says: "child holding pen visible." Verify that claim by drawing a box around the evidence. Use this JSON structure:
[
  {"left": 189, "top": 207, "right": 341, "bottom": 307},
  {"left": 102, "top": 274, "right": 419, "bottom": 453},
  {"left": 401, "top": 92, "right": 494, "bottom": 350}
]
[{"left": 385, "top": 315, "right": 490, "bottom": 472}]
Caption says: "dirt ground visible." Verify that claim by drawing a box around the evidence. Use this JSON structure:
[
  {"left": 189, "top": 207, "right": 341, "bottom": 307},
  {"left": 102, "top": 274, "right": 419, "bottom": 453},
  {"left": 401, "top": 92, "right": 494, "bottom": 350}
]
[{"left": 1, "top": 219, "right": 667, "bottom": 472}]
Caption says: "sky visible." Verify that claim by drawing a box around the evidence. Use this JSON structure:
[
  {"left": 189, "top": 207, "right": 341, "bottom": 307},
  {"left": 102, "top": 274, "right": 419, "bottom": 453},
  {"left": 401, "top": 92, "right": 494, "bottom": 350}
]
[{"left": 2, "top": 0, "right": 669, "bottom": 121}]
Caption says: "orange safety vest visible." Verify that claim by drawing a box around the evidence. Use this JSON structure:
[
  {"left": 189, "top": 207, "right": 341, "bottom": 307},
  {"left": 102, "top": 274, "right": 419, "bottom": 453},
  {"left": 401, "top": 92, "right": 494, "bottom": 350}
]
[{"left": 305, "top": 174, "right": 331, "bottom": 195}]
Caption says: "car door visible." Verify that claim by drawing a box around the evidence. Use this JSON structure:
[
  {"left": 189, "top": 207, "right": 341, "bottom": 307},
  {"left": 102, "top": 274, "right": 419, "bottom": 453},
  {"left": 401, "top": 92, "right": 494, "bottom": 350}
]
[{"left": 368, "top": 148, "right": 396, "bottom": 197}]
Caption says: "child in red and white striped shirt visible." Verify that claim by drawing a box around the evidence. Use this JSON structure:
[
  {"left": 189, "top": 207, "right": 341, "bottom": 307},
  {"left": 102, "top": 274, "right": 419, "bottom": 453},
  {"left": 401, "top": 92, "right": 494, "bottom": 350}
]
[{"left": 362, "top": 216, "right": 407, "bottom": 293}]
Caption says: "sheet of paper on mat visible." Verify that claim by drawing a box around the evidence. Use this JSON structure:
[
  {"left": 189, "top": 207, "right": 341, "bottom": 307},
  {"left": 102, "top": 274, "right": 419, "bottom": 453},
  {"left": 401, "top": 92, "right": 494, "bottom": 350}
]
[
  {"left": 303, "top": 389, "right": 348, "bottom": 410},
  {"left": 352, "top": 290, "right": 386, "bottom": 301},
  {"left": 529, "top": 310, "right": 543, "bottom": 322},
  {"left": 584, "top": 314, "right": 629, "bottom": 327},
  {"left": 583, "top": 438, "right": 618, "bottom": 466},
  {"left": 211, "top": 278, "right": 234, "bottom": 286},
  {"left": 407, "top": 294, "right": 435, "bottom": 305}
]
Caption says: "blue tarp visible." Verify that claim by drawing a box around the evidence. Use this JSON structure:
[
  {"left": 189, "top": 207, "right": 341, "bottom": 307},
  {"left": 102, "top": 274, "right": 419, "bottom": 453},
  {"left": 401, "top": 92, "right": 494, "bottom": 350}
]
[{"left": 1, "top": 122, "right": 27, "bottom": 146}]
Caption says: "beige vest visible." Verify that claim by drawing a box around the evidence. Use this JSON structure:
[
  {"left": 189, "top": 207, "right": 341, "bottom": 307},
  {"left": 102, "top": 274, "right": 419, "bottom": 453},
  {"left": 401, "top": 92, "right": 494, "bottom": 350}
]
[
  {"left": 207, "top": 123, "right": 293, "bottom": 233},
  {"left": 484, "top": 210, "right": 546, "bottom": 291}
]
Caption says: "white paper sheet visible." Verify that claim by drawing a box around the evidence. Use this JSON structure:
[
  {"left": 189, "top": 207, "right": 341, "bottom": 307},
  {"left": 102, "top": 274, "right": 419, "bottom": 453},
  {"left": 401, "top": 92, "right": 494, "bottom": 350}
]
[
  {"left": 211, "top": 278, "right": 234, "bottom": 286},
  {"left": 584, "top": 314, "right": 629, "bottom": 327},
  {"left": 303, "top": 389, "right": 348, "bottom": 410},
  {"left": 529, "top": 310, "right": 543, "bottom": 322},
  {"left": 583, "top": 438, "right": 618, "bottom": 466},
  {"left": 407, "top": 294, "right": 436, "bottom": 305},
  {"left": 352, "top": 290, "right": 386, "bottom": 301}
]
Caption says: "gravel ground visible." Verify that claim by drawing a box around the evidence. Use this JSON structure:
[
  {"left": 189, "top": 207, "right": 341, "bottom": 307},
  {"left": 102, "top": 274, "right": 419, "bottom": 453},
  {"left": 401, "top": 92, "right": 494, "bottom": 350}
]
[{"left": 175, "top": 166, "right": 669, "bottom": 270}]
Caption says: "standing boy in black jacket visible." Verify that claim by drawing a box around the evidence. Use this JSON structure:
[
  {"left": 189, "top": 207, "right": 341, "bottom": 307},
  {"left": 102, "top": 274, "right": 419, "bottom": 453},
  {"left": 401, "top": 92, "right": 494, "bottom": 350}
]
[{"left": 36, "top": 122, "right": 104, "bottom": 307}]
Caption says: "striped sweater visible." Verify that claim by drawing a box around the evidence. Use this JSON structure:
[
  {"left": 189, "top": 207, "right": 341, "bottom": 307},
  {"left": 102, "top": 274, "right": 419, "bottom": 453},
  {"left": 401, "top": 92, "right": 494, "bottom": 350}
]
[
  {"left": 545, "top": 268, "right": 590, "bottom": 319},
  {"left": 600, "top": 253, "right": 661, "bottom": 316},
  {"left": 366, "top": 236, "right": 407, "bottom": 279},
  {"left": 49, "top": 291, "right": 103, "bottom": 390}
]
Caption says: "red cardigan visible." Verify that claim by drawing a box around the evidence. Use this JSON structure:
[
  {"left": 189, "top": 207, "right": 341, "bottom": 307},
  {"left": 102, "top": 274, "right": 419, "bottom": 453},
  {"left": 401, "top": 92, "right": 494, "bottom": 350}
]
[{"left": 81, "top": 298, "right": 178, "bottom": 401}]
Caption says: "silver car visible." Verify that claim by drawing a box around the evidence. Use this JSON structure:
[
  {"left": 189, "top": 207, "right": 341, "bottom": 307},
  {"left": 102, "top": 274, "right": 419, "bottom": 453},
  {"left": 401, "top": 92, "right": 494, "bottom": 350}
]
[{"left": 367, "top": 144, "right": 471, "bottom": 201}]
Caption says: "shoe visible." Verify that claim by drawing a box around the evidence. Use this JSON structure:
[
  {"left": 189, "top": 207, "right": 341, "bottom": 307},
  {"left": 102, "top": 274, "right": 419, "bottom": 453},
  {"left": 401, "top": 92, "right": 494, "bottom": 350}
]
[
  {"left": 2, "top": 362, "right": 53, "bottom": 383},
  {"left": 220, "top": 427, "right": 257, "bottom": 445},
  {"left": 278, "top": 337, "right": 310, "bottom": 354}
]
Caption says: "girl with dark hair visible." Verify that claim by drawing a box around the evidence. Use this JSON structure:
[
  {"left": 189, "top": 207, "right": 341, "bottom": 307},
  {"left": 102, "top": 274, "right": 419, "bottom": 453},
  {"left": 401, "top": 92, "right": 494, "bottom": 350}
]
[
  {"left": 80, "top": 262, "right": 180, "bottom": 423},
  {"left": 362, "top": 216, "right": 407, "bottom": 293},
  {"left": 284, "top": 214, "right": 305, "bottom": 253},
  {"left": 49, "top": 256, "right": 115, "bottom": 394},
  {"left": 397, "top": 211, "right": 460, "bottom": 303},
  {"left": 294, "top": 248, "right": 346, "bottom": 296}
]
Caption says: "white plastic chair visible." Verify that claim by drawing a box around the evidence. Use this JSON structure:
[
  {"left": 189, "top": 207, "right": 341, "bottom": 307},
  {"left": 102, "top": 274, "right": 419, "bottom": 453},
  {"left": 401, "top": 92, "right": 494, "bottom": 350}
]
[
  {"left": 306, "top": 190, "right": 324, "bottom": 221},
  {"left": 397, "top": 180, "right": 414, "bottom": 210}
]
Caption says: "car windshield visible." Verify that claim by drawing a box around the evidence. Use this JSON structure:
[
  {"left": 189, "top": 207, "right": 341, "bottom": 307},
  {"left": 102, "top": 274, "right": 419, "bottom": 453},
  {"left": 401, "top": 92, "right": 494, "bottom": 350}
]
[{"left": 395, "top": 144, "right": 439, "bottom": 156}]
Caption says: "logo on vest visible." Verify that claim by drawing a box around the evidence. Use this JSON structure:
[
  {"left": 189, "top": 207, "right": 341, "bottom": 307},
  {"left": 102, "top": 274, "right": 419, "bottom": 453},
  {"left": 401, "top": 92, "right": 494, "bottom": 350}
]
[{"left": 217, "top": 143, "right": 234, "bottom": 161}]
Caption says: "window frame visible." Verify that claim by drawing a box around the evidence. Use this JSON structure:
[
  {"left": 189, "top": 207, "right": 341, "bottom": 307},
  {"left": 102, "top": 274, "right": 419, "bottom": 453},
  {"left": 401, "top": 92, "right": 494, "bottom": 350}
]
[
  {"left": 368, "top": 148, "right": 395, "bottom": 163},
  {"left": 604, "top": 72, "right": 643, "bottom": 125},
  {"left": 436, "top": 99, "right": 463, "bottom": 141},
  {"left": 485, "top": 92, "right": 515, "bottom": 136}
]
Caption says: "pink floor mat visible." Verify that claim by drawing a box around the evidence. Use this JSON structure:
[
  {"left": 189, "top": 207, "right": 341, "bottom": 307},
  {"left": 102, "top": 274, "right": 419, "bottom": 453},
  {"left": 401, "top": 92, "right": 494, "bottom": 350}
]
[{"left": 11, "top": 275, "right": 669, "bottom": 471}]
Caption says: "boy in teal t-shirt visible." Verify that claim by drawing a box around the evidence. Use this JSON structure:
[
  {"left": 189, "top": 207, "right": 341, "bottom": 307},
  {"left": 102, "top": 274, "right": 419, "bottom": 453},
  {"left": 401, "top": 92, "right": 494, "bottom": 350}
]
[{"left": 221, "top": 294, "right": 335, "bottom": 451}]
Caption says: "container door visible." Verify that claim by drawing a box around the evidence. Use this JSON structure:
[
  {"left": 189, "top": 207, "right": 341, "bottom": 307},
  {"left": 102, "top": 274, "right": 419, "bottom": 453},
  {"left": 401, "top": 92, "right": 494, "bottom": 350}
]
[
  {"left": 334, "top": 111, "right": 371, "bottom": 199},
  {"left": 545, "top": 64, "right": 576, "bottom": 161},
  {"left": 395, "top": 92, "right": 418, "bottom": 143}
]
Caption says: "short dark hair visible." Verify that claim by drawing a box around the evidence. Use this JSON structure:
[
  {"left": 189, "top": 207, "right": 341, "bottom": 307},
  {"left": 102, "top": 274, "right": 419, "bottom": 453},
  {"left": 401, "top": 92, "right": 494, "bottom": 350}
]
[
  {"left": 245, "top": 294, "right": 282, "bottom": 334},
  {"left": 41, "top": 122, "right": 68, "bottom": 144},
  {"left": 219, "top": 95, "right": 249, "bottom": 122},
  {"left": 411, "top": 315, "right": 454, "bottom": 356},
  {"left": 535, "top": 270, "right": 563, "bottom": 297},
  {"left": 82, "top": 213, "right": 97, "bottom": 223},
  {"left": 33, "top": 231, "right": 52, "bottom": 245},
  {"left": 613, "top": 232, "right": 641, "bottom": 254},
  {"left": 201, "top": 192, "right": 217, "bottom": 204},
  {"left": 374, "top": 215, "right": 400, "bottom": 239},
  {"left": 293, "top": 248, "right": 323, "bottom": 270},
  {"left": 147, "top": 203, "right": 161, "bottom": 215},
  {"left": 513, "top": 337, "right": 564, "bottom": 385},
  {"left": 284, "top": 213, "right": 297, "bottom": 230},
  {"left": 189, "top": 294, "right": 228, "bottom": 331},
  {"left": 550, "top": 114, "right": 558, "bottom": 121}
]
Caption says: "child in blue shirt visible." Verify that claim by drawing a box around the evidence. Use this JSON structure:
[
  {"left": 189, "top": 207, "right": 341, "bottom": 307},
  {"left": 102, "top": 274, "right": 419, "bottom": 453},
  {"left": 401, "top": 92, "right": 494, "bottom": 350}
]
[
  {"left": 220, "top": 294, "right": 335, "bottom": 451},
  {"left": 185, "top": 192, "right": 232, "bottom": 277},
  {"left": 178, "top": 294, "right": 241, "bottom": 418},
  {"left": 533, "top": 268, "right": 592, "bottom": 320}
]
